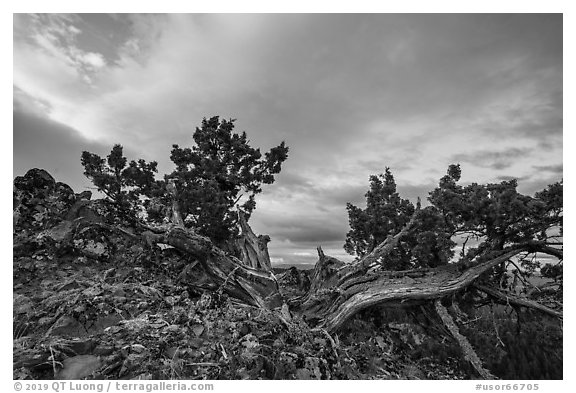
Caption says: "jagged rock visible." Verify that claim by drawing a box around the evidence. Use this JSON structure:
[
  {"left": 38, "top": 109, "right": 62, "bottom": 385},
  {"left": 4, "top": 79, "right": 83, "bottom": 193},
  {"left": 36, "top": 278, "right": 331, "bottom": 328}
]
[
  {"left": 13, "top": 169, "right": 76, "bottom": 231},
  {"left": 119, "top": 353, "right": 146, "bottom": 378},
  {"left": 65, "top": 338, "right": 97, "bottom": 356},
  {"left": 13, "top": 168, "right": 56, "bottom": 198},
  {"left": 93, "top": 344, "right": 115, "bottom": 356},
  {"left": 56, "top": 280, "right": 83, "bottom": 292},
  {"left": 295, "top": 357, "right": 327, "bottom": 379},
  {"left": 47, "top": 316, "right": 88, "bottom": 338},
  {"left": 86, "top": 314, "right": 123, "bottom": 334},
  {"left": 56, "top": 355, "right": 102, "bottom": 380},
  {"left": 70, "top": 225, "right": 113, "bottom": 261},
  {"left": 13, "top": 294, "right": 34, "bottom": 316},
  {"left": 191, "top": 324, "right": 205, "bottom": 337}
]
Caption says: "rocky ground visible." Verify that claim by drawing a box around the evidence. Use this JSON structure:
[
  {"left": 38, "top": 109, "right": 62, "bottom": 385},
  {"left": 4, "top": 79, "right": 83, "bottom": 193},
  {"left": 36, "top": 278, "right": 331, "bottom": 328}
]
[{"left": 12, "top": 168, "right": 482, "bottom": 380}]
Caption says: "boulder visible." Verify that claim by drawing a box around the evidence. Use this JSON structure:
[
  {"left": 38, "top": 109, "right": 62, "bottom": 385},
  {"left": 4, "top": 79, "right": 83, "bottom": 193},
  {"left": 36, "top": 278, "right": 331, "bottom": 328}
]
[{"left": 13, "top": 169, "right": 76, "bottom": 231}]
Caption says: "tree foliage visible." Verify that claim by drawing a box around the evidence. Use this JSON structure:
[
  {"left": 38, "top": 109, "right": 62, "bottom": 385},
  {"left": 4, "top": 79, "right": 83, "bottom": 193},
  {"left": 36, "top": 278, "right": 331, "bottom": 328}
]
[
  {"left": 344, "top": 168, "right": 453, "bottom": 269},
  {"left": 345, "top": 164, "right": 562, "bottom": 272},
  {"left": 428, "top": 164, "right": 563, "bottom": 268},
  {"left": 81, "top": 117, "right": 288, "bottom": 247},
  {"left": 168, "top": 116, "right": 288, "bottom": 245},
  {"left": 540, "top": 263, "right": 562, "bottom": 281},
  {"left": 81, "top": 144, "right": 158, "bottom": 218},
  {"left": 344, "top": 168, "right": 414, "bottom": 258}
]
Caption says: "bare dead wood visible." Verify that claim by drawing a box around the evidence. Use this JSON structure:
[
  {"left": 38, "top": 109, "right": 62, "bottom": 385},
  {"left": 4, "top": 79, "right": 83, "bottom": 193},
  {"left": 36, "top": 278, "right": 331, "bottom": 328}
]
[
  {"left": 522, "top": 241, "right": 563, "bottom": 260},
  {"left": 434, "top": 300, "right": 495, "bottom": 379},
  {"left": 166, "top": 179, "right": 184, "bottom": 228},
  {"left": 157, "top": 226, "right": 285, "bottom": 310},
  {"left": 357, "top": 211, "right": 420, "bottom": 271},
  {"left": 284, "top": 214, "right": 418, "bottom": 308},
  {"left": 489, "top": 301, "right": 506, "bottom": 348},
  {"left": 236, "top": 210, "right": 272, "bottom": 271},
  {"left": 335, "top": 212, "right": 421, "bottom": 286},
  {"left": 39, "top": 196, "right": 285, "bottom": 312},
  {"left": 309, "top": 246, "right": 347, "bottom": 293},
  {"left": 299, "top": 249, "right": 523, "bottom": 333},
  {"left": 292, "top": 214, "right": 420, "bottom": 317}
]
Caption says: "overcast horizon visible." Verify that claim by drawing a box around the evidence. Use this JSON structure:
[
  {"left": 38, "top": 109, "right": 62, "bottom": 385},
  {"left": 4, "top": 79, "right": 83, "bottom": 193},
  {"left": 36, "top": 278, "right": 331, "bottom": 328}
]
[{"left": 13, "top": 14, "right": 563, "bottom": 265}]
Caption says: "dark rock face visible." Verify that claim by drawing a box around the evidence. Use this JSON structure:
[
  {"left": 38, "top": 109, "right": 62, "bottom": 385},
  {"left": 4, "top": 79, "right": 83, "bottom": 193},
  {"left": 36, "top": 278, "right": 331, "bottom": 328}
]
[
  {"left": 13, "top": 169, "right": 156, "bottom": 379},
  {"left": 13, "top": 169, "right": 118, "bottom": 260},
  {"left": 13, "top": 168, "right": 77, "bottom": 232},
  {"left": 13, "top": 168, "right": 56, "bottom": 197}
]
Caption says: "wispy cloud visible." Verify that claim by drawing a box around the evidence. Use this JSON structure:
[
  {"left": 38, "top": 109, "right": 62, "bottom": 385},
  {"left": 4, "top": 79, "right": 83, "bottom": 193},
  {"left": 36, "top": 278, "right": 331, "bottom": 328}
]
[
  {"left": 452, "top": 147, "right": 533, "bottom": 170},
  {"left": 533, "top": 164, "right": 563, "bottom": 174}
]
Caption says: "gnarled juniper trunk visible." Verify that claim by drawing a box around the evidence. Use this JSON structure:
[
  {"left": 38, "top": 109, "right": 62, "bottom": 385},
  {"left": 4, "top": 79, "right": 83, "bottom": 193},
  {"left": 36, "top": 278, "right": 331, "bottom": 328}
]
[
  {"left": 161, "top": 211, "right": 562, "bottom": 335},
  {"left": 235, "top": 210, "right": 273, "bottom": 272},
  {"left": 150, "top": 226, "right": 285, "bottom": 310},
  {"left": 296, "top": 247, "right": 522, "bottom": 332}
]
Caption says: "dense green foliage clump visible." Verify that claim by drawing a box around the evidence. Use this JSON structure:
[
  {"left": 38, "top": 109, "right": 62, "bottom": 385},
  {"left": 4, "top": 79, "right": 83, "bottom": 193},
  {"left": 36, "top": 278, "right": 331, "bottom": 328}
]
[
  {"left": 81, "top": 117, "right": 288, "bottom": 246},
  {"left": 81, "top": 144, "right": 158, "bottom": 220},
  {"left": 169, "top": 117, "right": 288, "bottom": 245},
  {"left": 344, "top": 168, "right": 454, "bottom": 269},
  {"left": 345, "top": 164, "right": 562, "bottom": 274}
]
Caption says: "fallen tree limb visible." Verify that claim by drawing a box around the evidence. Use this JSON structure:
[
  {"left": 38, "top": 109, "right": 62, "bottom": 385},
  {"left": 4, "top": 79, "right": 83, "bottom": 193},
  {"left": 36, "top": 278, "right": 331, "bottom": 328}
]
[
  {"left": 336, "top": 212, "right": 420, "bottom": 285},
  {"left": 473, "top": 284, "right": 562, "bottom": 319},
  {"left": 300, "top": 249, "right": 523, "bottom": 332},
  {"left": 435, "top": 300, "right": 495, "bottom": 379}
]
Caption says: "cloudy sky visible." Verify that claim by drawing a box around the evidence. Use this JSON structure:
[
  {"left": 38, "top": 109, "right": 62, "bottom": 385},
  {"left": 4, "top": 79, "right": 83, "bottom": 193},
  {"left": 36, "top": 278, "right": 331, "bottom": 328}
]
[{"left": 13, "top": 13, "right": 563, "bottom": 265}]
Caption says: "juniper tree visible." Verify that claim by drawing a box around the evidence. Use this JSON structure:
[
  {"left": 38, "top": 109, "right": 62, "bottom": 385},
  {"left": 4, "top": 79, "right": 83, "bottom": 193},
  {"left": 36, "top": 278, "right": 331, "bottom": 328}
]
[
  {"left": 81, "top": 144, "right": 158, "bottom": 220},
  {"left": 81, "top": 117, "right": 289, "bottom": 248},
  {"left": 168, "top": 116, "right": 288, "bottom": 246},
  {"left": 344, "top": 167, "right": 453, "bottom": 269}
]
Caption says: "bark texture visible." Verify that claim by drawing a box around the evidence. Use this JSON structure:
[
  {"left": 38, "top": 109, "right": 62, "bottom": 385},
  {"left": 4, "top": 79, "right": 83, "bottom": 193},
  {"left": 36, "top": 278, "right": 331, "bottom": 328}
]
[
  {"left": 159, "top": 226, "right": 284, "bottom": 310},
  {"left": 297, "top": 248, "right": 525, "bottom": 333},
  {"left": 236, "top": 210, "right": 272, "bottom": 272}
]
